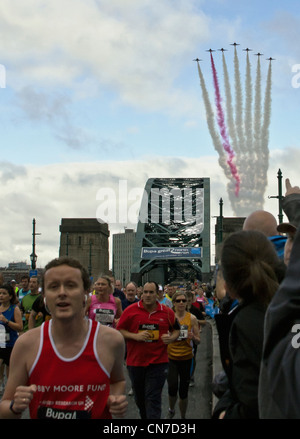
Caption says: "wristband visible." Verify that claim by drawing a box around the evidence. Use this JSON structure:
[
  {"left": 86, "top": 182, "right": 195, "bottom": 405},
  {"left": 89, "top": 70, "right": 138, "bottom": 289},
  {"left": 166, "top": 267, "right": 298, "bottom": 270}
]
[{"left": 9, "top": 400, "right": 22, "bottom": 415}]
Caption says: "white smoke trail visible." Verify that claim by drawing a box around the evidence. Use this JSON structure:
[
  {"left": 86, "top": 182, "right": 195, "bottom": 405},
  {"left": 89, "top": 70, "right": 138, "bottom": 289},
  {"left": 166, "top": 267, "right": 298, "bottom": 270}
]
[
  {"left": 244, "top": 52, "right": 253, "bottom": 155},
  {"left": 253, "top": 56, "right": 262, "bottom": 162},
  {"left": 233, "top": 47, "right": 245, "bottom": 153},
  {"left": 260, "top": 60, "right": 272, "bottom": 196}
]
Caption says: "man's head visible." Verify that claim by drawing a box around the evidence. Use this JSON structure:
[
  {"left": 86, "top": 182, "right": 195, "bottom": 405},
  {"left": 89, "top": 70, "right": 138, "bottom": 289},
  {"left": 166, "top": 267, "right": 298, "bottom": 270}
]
[
  {"left": 115, "top": 280, "right": 122, "bottom": 291},
  {"left": 42, "top": 257, "right": 90, "bottom": 320},
  {"left": 29, "top": 276, "right": 39, "bottom": 294},
  {"left": 142, "top": 281, "right": 159, "bottom": 310},
  {"left": 42, "top": 257, "right": 90, "bottom": 293},
  {"left": 124, "top": 282, "right": 137, "bottom": 302},
  {"left": 243, "top": 210, "right": 279, "bottom": 237},
  {"left": 21, "top": 274, "right": 30, "bottom": 290}
]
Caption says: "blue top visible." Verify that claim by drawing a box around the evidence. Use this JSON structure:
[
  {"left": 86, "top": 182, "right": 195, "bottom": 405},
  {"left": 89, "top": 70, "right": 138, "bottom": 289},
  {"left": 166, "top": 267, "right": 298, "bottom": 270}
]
[{"left": 0, "top": 305, "right": 18, "bottom": 347}]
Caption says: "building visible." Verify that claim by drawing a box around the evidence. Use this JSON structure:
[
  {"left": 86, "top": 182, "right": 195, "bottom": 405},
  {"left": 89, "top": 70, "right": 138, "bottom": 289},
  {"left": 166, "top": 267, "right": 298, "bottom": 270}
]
[
  {"left": 112, "top": 228, "right": 135, "bottom": 287},
  {"left": 59, "top": 218, "right": 110, "bottom": 281}
]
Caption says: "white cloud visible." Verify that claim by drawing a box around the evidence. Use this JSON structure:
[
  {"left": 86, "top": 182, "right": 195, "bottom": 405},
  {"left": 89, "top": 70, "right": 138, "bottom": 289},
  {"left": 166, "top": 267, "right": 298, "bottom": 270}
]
[
  {"left": 0, "top": 0, "right": 210, "bottom": 116},
  {"left": 0, "top": 149, "right": 296, "bottom": 268}
]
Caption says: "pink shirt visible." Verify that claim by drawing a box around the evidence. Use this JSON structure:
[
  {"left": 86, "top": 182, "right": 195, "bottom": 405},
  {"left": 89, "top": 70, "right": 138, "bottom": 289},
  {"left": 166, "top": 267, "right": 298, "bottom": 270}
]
[{"left": 88, "top": 294, "right": 118, "bottom": 327}]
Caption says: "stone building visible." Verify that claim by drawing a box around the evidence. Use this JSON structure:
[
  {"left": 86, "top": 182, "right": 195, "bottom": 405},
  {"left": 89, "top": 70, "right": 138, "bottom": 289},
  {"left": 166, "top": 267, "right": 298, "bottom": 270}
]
[{"left": 59, "top": 218, "right": 110, "bottom": 281}]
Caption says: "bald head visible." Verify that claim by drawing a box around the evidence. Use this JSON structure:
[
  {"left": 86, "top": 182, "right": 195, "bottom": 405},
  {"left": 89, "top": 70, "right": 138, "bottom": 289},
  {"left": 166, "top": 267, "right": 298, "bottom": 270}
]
[{"left": 243, "top": 210, "right": 278, "bottom": 237}]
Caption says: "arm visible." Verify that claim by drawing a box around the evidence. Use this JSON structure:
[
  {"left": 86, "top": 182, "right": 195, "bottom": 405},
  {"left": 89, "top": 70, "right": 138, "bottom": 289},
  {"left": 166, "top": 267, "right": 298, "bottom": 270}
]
[
  {"left": 0, "top": 306, "right": 23, "bottom": 333},
  {"left": 114, "top": 297, "right": 123, "bottom": 322},
  {"left": 189, "top": 314, "right": 201, "bottom": 345},
  {"left": 99, "top": 327, "right": 128, "bottom": 418},
  {"left": 0, "top": 330, "right": 39, "bottom": 418},
  {"left": 118, "top": 328, "right": 152, "bottom": 342},
  {"left": 28, "top": 309, "right": 38, "bottom": 330}
]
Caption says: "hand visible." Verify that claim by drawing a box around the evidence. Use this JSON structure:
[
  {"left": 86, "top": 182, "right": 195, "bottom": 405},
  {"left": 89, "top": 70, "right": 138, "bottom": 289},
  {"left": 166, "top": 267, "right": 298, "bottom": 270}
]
[
  {"left": 12, "top": 384, "right": 37, "bottom": 414},
  {"left": 285, "top": 178, "right": 300, "bottom": 196},
  {"left": 0, "top": 314, "right": 8, "bottom": 323},
  {"left": 107, "top": 394, "right": 128, "bottom": 418},
  {"left": 135, "top": 330, "right": 151, "bottom": 342},
  {"left": 161, "top": 332, "right": 173, "bottom": 344}
]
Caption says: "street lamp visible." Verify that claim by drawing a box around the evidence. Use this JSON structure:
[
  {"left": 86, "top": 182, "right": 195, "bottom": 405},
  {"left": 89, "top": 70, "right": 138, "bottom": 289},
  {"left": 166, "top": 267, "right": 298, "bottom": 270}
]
[
  {"left": 30, "top": 218, "right": 41, "bottom": 270},
  {"left": 30, "top": 252, "right": 37, "bottom": 270}
]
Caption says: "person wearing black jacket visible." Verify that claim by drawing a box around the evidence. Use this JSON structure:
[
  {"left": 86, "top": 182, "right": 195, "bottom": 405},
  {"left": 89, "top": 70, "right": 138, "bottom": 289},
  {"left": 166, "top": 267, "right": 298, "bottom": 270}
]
[
  {"left": 212, "top": 229, "right": 285, "bottom": 419},
  {"left": 260, "top": 179, "right": 300, "bottom": 418}
]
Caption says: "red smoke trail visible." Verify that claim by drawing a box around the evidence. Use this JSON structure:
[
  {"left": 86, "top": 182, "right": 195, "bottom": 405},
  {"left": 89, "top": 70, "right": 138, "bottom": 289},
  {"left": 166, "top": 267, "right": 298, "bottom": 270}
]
[{"left": 210, "top": 53, "right": 240, "bottom": 196}]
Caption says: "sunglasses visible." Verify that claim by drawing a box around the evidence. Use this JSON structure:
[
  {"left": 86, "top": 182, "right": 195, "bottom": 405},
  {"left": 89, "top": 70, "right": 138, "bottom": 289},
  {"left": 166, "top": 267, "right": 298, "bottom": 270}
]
[{"left": 175, "top": 299, "right": 187, "bottom": 303}]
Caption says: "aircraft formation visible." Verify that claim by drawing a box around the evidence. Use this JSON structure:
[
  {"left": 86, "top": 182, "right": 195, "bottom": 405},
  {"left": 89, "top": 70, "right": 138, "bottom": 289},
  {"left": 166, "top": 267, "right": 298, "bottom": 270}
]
[{"left": 193, "top": 43, "right": 275, "bottom": 62}]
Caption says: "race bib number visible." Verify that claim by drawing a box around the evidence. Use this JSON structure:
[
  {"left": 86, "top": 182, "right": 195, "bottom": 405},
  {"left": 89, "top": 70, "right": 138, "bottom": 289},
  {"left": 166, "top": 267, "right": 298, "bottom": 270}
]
[
  {"left": 138, "top": 324, "right": 159, "bottom": 342},
  {"left": 178, "top": 324, "right": 188, "bottom": 340},
  {"left": 95, "top": 308, "right": 115, "bottom": 326},
  {"left": 0, "top": 325, "right": 9, "bottom": 348}
]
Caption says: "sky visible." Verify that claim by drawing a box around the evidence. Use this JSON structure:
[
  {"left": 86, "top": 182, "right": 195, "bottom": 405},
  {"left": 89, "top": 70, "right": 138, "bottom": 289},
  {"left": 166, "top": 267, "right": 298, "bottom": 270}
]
[{"left": 0, "top": 0, "right": 300, "bottom": 269}]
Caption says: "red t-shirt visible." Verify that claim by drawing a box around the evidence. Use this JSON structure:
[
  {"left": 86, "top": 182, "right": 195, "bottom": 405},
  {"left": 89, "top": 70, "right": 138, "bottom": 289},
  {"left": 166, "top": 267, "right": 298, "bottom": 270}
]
[
  {"left": 28, "top": 320, "right": 111, "bottom": 419},
  {"left": 116, "top": 301, "right": 178, "bottom": 366}
]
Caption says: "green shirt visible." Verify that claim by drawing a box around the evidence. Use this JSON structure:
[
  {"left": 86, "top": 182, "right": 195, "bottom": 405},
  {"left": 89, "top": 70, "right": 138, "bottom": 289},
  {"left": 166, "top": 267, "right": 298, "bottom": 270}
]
[{"left": 21, "top": 293, "right": 42, "bottom": 331}]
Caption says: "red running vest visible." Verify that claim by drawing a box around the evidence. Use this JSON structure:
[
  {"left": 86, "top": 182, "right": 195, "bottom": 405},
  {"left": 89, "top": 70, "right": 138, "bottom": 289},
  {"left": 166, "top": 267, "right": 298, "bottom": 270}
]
[{"left": 28, "top": 319, "right": 111, "bottom": 419}]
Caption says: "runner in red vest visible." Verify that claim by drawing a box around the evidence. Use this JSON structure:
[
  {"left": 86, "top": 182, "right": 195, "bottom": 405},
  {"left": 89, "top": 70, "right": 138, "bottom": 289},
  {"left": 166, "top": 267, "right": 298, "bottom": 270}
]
[{"left": 0, "top": 257, "right": 128, "bottom": 419}]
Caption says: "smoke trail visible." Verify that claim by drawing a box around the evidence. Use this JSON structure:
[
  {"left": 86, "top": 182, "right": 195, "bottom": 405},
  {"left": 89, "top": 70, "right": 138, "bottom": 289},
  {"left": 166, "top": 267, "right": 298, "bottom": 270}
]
[
  {"left": 196, "top": 61, "right": 231, "bottom": 181},
  {"left": 222, "top": 52, "right": 239, "bottom": 156},
  {"left": 233, "top": 47, "right": 245, "bottom": 153},
  {"left": 253, "top": 56, "right": 262, "bottom": 159},
  {"left": 210, "top": 53, "right": 240, "bottom": 196},
  {"left": 261, "top": 61, "right": 272, "bottom": 161},
  {"left": 260, "top": 60, "right": 272, "bottom": 191},
  {"left": 244, "top": 52, "right": 253, "bottom": 154}
]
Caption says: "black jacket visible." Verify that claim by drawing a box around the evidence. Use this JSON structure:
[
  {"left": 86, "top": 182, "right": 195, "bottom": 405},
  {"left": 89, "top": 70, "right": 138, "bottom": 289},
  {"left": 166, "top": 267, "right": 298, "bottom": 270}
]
[
  {"left": 261, "top": 193, "right": 300, "bottom": 418},
  {"left": 214, "top": 300, "right": 267, "bottom": 419}
]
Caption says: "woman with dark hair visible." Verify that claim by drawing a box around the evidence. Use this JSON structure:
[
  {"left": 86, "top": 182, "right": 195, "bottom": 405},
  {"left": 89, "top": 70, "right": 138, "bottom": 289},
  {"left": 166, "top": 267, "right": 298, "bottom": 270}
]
[
  {"left": 213, "top": 230, "right": 284, "bottom": 419},
  {"left": 0, "top": 283, "right": 23, "bottom": 381}
]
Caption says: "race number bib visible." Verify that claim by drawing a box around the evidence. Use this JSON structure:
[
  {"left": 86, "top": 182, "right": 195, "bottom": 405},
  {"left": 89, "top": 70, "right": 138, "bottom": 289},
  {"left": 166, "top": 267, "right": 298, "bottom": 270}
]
[
  {"left": 0, "top": 325, "right": 9, "bottom": 348},
  {"left": 138, "top": 324, "right": 159, "bottom": 342},
  {"left": 95, "top": 308, "right": 115, "bottom": 326},
  {"left": 178, "top": 324, "right": 188, "bottom": 340}
]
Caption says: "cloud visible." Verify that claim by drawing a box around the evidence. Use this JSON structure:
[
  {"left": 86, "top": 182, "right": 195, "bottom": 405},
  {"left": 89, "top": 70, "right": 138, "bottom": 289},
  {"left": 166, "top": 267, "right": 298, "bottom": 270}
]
[
  {"left": 0, "top": 0, "right": 211, "bottom": 116},
  {"left": 0, "top": 150, "right": 296, "bottom": 268}
]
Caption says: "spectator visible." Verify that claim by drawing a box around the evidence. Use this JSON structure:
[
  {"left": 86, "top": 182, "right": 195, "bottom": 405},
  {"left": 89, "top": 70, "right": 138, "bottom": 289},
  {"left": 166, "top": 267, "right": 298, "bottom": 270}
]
[
  {"left": 117, "top": 281, "right": 180, "bottom": 419},
  {"left": 213, "top": 230, "right": 284, "bottom": 419},
  {"left": 260, "top": 178, "right": 300, "bottom": 418},
  {"left": 243, "top": 209, "right": 287, "bottom": 259}
]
